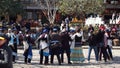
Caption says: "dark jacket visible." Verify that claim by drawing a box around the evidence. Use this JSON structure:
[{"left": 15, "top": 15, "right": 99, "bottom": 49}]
[
  {"left": 60, "top": 32, "right": 72, "bottom": 48},
  {"left": 96, "top": 30, "right": 105, "bottom": 43},
  {"left": 87, "top": 34, "right": 97, "bottom": 46},
  {"left": 50, "top": 32, "right": 61, "bottom": 54}
]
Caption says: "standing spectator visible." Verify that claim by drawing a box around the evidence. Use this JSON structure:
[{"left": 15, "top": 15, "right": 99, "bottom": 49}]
[
  {"left": 60, "top": 28, "right": 72, "bottom": 64},
  {"left": 86, "top": 31, "right": 98, "bottom": 63},
  {"left": 111, "top": 28, "right": 119, "bottom": 46},
  {"left": 23, "top": 31, "right": 33, "bottom": 64},
  {"left": 70, "top": 28, "right": 85, "bottom": 63},
  {"left": 7, "top": 29, "right": 18, "bottom": 63},
  {"left": 105, "top": 30, "right": 113, "bottom": 60},
  {"left": 111, "top": 25, "right": 117, "bottom": 32},
  {"left": 50, "top": 28, "right": 61, "bottom": 65},
  {"left": 96, "top": 29, "right": 107, "bottom": 62},
  {"left": 12, "top": 29, "right": 19, "bottom": 63},
  {"left": 65, "top": 16, "right": 70, "bottom": 31}
]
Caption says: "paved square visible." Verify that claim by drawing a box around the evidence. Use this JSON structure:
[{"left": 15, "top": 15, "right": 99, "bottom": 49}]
[{"left": 14, "top": 48, "right": 120, "bottom": 68}]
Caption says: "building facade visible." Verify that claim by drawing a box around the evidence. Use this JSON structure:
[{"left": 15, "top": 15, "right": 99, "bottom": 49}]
[
  {"left": 20, "top": 0, "right": 120, "bottom": 23},
  {"left": 103, "top": 0, "right": 120, "bottom": 23},
  {"left": 20, "top": 0, "right": 42, "bottom": 20}
]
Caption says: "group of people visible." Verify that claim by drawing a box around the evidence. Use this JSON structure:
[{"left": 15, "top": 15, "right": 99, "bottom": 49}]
[
  {"left": 86, "top": 24, "right": 115, "bottom": 63},
  {"left": 1, "top": 23, "right": 85, "bottom": 65},
  {"left": 35, "top": 26, "right": 85, "bottom": 65},
  {"left": 0, "top": 22, "right": 117, "bottom": 65}
]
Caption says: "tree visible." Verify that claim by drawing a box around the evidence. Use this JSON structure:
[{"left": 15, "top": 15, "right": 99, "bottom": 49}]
[
  {"left": 38, "top": 0, "right": 59, "bottom": 24},
  {"left": 0, "top": 0, "right": 24, "bottom": 19},
  {"left": 59, "top": 0, "right": 105, "bottom": 17},
  {"left": 84, "top": 0, "right": 105, "bottom": 15},
  {"left": 59, "top": 0, "right": 83, "bottom": 15}
]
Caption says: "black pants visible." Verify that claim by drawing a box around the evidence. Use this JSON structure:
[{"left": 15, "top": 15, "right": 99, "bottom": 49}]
[
  {"left": 50, "top": 53, "right": 61, "bottom": 64},
  {"left": 106, "top": 45, "right": 113, "bottom": 60},
  {"left": 24, "top": 57, "right": 31, "bottom": 63},
  {"left": 61, "top": 48, "right": 71, "bottom": 63},
  {"left": 24, "top": 49, "right": 31, "bottom": 63},
  {"left": 13, "top": 56, "right": 15, "bottom": 62},
  {"left": 98, "top": 47, "right": 108, "bottom": 62},
  {"left": 40, "top": 50, "right": 49, "bottom": 64},
  {"left": 9, "top": 43, "right": 17, "bottom": 62},
  {"left": 50, "top": 46, "right": 61, "bottom": 65}
]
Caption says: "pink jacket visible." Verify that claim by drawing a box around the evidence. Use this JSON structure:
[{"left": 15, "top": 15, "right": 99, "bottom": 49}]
[{"left": 104, "top": 32, "right": 108, "bottom": 47}]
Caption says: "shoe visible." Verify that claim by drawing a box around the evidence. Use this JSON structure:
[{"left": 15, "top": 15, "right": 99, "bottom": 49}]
[
  {"left": 104, "top": 60, "right": 107, "bottom": 62},
  {"left": 68, "top": 62, "right": 72, "bottom": 64},
  {"left": 50, "top": 63, "right": 53, "bottom": 64},
  {"left": 27, "top": 63, "right": 31, "bottom": 65},
  {"left": 87, "top": 61, "right": 90, "bottom": 63},
  {"left": 39, "top": 63, "right": 43, "bottom": 65},
  {"left": 59, "top": 63, "right": 61, "bottom": 65},
  {"left": 50, "top": 62, "right": 53, "bottom": 64}
]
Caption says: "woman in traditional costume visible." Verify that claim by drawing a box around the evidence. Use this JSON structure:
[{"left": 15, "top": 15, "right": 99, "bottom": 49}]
[{"left": 70, "top": 28, "right": 85, "bottom": 63}]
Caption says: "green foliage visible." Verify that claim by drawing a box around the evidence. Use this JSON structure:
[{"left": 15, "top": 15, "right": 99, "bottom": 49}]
[
  {"left": 84, "top": 0, "right": 105, "bottom": 14},
  {"left": 59, "top": 0, "right": 105, "bottom": 15},
  {"left": 0, "top": 0, "right": 24, "bottom": 16},
  {"left": 59, "top": 0, "right": 83, "bottom": 15}
]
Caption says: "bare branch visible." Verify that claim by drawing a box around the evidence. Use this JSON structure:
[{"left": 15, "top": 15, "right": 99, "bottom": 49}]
[{"left": 38, "top": 0, "right": 59, "bottom": 24}]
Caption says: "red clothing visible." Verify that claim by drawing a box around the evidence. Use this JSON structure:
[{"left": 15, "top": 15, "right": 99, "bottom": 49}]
[{"left": 99, "top": 25, "right": 106, "bottom": 31}]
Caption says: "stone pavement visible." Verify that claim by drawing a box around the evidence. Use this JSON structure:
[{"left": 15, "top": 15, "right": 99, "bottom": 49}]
[{"left": 13, "top": 47, "right": 120, "bottom": 68}]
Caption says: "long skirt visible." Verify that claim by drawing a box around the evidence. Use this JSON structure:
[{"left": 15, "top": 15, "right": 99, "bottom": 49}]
[{"left": 70, "top": 47, "right": 85, "bottom": 63}]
